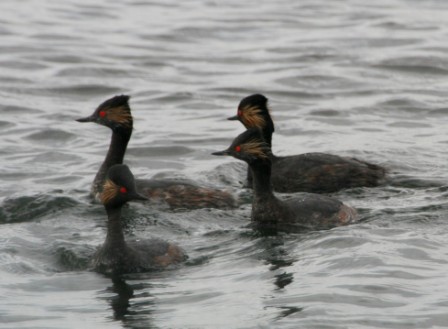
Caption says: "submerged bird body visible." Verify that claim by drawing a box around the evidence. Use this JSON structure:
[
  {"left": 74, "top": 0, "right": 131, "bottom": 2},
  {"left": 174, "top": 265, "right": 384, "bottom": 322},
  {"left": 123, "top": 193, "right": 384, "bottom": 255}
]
[
  {"left": 269, "top": 152, "right": 384, "bottom": 193},
  {"left": 251, "top": 188, "right": 358, "bottom": 231},
  {"left": 92, "top": 164, "right": 186, "bottom": 274},
  {"left": 228, "top": 94, "right": 385, "bottom": 193},
  {"left": 92, "top": 234, "right": 185, "bottom": 274},
  {"left": 213, "top": 129, "right": 358, "bottom": 232},
  {"left": 77, "top": 95, "right": 236, "bottom": 209}
]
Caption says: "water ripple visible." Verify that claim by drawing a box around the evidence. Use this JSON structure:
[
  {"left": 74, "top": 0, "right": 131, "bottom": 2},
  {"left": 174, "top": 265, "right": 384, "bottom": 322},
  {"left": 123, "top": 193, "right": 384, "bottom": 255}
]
[
  {"left": 0, "top": 194, "right": 80, "bottom": 224},
  {"left": 1, "top": 0, "right": 448, "bottom": 328}
]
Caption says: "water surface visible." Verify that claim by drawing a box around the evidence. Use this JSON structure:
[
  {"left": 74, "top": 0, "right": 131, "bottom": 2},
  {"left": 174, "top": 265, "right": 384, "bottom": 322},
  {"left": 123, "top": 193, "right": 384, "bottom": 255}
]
[{"left": 1, "top": 0, "right": 448, "bottom": 328}]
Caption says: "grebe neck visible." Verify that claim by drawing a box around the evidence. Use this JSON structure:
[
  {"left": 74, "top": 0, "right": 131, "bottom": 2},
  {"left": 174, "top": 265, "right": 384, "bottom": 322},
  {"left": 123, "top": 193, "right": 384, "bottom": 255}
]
[
  {"left": 92, "top": 128, "right": 131, "bottom": 197},
  {"left": 250, "top": 160, "right": 275, "bottom": 200},
  {"left": 261, "top": 128, "right": 273, "bottom": 148},
  {"left": 104, "top": 206, "right": 127, "bottom": 250}
]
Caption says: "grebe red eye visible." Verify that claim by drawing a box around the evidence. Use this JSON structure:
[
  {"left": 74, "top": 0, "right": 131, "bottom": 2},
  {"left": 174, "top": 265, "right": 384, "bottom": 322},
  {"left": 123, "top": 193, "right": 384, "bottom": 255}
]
[
  {"left": 235, "top": 145, "right": 241, "bottom": 152},
  {"left": 99, "top": 110, "right": 106, "bottom": 118},
  {"left": 120, "top": 187, "right": 127, "bottom": 194},
  {"left": 237, "top": 110, "right": 242, "bottom": 116}
]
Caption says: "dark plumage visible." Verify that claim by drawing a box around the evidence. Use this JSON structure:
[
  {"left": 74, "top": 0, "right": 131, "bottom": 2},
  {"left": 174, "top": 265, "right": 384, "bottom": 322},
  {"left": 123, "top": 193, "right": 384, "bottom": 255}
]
[
  {"left": 77, "top": 95, "right": 236, "bottom": 210},
  {"left": 91, "top": 164, "right": 186, "bottom": 274},
  {"left": 228, "top": 94, "right": 386, "bottom": 193},
  {"left": 212, "top": 129, "right": 358, "bottom": 232}
]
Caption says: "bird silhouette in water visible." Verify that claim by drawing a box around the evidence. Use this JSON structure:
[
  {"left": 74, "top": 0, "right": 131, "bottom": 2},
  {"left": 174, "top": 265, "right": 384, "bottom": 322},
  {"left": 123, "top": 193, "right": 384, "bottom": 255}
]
[
  {"left": 91, "top": 164, "right": 187, "bottom": 274},
  {"left": 213, "top": 128, "right": 359, "bottom": 233},
  {"left": 228, "top": 94, "right": 386, "bottom": 193},
  {"left": 77, "top": 95, "right": 237, "bottom": 210}
]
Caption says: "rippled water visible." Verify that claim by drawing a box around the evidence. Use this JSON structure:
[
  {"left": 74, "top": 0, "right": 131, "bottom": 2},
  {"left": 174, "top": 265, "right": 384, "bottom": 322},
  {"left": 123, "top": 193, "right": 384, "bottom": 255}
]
[{"left": 2, "top": 0, "right": 448, "bottom": 328}]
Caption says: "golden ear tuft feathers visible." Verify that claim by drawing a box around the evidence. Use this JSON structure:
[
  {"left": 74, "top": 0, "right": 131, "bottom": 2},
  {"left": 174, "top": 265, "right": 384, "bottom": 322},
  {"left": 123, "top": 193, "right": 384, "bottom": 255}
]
[
  {"left": 241, "top": 138, "right": 269, "bottom": 159},
  {"left": 100, "top": 179, "right": 119, "bottom": 204},
  {"left": 106, "top": 106, "right": 132, "bottom": 128},
  {"left": 240, "top": 105, "right": 266, "bottom": 128}
]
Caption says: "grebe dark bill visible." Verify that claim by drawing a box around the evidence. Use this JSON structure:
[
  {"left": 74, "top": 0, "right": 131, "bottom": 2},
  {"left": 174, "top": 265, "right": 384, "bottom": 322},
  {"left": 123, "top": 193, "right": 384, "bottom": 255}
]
[
  {"left": 228, "top": 94, "right": 386, "bottom": 193},
  {"left": 91, "top": 164, "right": 186, "bottom": 274},
  {"left": 212, "top": 128, "right": 359, "bottom": 232},
  {"left": 77, "top": 95, "right": 237, "bottom": 210}
]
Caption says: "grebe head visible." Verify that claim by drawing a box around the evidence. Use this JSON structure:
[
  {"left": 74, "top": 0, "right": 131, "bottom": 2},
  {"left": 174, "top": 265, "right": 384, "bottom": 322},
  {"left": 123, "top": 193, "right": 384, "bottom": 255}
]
[
  {"left": 77, "top": 95, "right": 133, "bottom": 131},
  {"left": 212, "top": 128, "right": 271, "bottom": 165},
  {"left": 100, "top": 164, "right": 147, "bottom": 208},
  {"left": 227, "top": 94, "right": 274, "bottom": 133}
]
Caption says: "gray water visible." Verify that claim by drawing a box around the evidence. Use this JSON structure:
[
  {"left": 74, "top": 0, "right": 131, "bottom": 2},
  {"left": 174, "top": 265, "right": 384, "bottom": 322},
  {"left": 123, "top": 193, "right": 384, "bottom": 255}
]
[{"left": 1, "top": 0, "right": 448, "bottom": 328}]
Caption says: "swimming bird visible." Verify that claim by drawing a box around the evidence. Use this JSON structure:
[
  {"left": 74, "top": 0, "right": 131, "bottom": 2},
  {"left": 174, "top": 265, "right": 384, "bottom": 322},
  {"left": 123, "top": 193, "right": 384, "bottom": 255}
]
[
  {"left": 228, "top": 94, "right": 386, "bottom": 193},
  {"left": 92, "top": 164, "right": 186, "bottom": 274},
  {"left": 77, "top": 95, "right": 236, "bottom": 210},
  {"left": 212, "top": 129, "right": 358, "bottom": 232}
]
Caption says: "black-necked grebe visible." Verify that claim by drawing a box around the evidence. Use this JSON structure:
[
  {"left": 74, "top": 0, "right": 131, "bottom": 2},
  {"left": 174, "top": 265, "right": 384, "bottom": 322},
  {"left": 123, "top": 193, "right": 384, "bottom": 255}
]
[
  {"left": 91, "top": 164, "right": 186, "bottom": 274},
  {"left": 77, "top": 95, "right": 236, "bottom": 210},
  {"left": 228, "top": 94, "right": 386, "bottom": 193},
  {"left": 212, "top": 129, "right": 358, "bottom": 232}
]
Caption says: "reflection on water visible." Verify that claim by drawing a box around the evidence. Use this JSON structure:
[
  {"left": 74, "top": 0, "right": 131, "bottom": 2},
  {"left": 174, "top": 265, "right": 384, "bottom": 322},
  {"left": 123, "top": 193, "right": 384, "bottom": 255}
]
[
  {"left": 108, "top": 277, "right": 135, "bottom": 321},
  {"left": 100, "top": 275, "right": 157, "bottom": 328},
  {"left": 2, "top": 0, "right": 448, "bottom": 328}
]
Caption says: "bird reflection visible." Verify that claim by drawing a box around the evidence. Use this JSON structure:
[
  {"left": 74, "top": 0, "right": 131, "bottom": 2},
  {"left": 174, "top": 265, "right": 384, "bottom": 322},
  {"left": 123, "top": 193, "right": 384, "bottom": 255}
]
[
  {"left": 109, "top": 275, "right": 134, "bottom": 320},
  {"left": 250, "top": 231, "right": 296, "bottom": 290},
  {"left": 248, "top": 230, "right": 303, "bottom": 320},
  {"left": 102, "top": 274, "right": 157, "bottom": 328},
  {"left": 273, "top": 272, "right": 294, "bottom": 289},
  {"left": 250, "top": 231, "right": 304, "bottom": 319}
]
